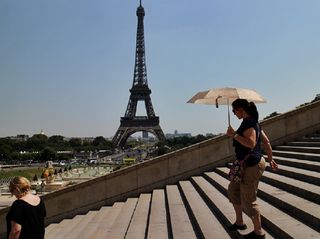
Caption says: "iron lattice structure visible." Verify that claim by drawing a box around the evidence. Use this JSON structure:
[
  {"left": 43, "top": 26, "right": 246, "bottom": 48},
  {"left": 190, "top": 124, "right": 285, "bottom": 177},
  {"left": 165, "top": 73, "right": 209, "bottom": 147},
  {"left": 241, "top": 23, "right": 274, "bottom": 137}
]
[{"left": 112, "top": 2, "right": 165, "bottom": 147}]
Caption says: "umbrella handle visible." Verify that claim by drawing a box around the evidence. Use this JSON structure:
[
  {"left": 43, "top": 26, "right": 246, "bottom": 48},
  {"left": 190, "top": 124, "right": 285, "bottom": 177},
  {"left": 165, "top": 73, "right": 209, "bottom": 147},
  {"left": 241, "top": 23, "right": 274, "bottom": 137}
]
[{"left": 227, "top": 99, "right": 230, "bottom": 126}]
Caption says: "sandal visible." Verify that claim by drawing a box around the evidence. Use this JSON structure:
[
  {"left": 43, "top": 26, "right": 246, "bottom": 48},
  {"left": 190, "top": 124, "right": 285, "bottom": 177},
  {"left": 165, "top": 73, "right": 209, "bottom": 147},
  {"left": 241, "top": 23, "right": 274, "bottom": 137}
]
[
  {"left": 228, "top": 223, "right": 247, "bottom": 231},
  {"left": 242, "top": 231, "right": 266, "bottom": 239}
]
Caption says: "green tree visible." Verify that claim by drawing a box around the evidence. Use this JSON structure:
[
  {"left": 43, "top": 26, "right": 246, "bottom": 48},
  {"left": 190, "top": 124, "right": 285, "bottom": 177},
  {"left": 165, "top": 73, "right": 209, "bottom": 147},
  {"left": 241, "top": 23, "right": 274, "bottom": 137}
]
[
  {"left": 19, "top": 153, "right": 33, "bottom": 162},
  {"left": 195, "top": 134, "right": 206, "bottom": 142},
  {"left": 13, "top": 140, "right": 27, "bottom": 152},
  {"left": 82, "top": 140, "right": 94, "bottom": 152},
  {"left": 69, "top": 138, "right": 82, "bottom": 148},
  {"left": 10, "top": 152, "right": 20, "bottom": 161},
  {"left": 39, "top": 147, "right": 57, "bottom": 162},
  {"left": 93, "top": 136, "right": 107, "bottom": 147},
  {"left": 48, "top": 135, "right": 66, "bottom": 149},
  {"left": 0, "top": 140, "right": 12, "bottom": 161},
  {"left": 58, "top": 153, "right": 71, "bottom": 162},
  {"left": 263, "top": 112, "right": 281, "bottom": 120},
  {"left": 27, "top": 134, "right": 48, "bottom": 151},
  {"left": 92, "top": 136, "right": 114, "bottom": 150},
  {"left": 311, "top": 94, "right": 320, "bottom": 102}
]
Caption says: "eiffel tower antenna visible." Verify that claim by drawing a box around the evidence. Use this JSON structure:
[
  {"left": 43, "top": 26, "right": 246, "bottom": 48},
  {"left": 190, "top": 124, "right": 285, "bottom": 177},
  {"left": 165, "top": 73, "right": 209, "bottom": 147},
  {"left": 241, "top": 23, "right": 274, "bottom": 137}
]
[{"left": 112, "top": 2, "right": 165, "bottom": 148}]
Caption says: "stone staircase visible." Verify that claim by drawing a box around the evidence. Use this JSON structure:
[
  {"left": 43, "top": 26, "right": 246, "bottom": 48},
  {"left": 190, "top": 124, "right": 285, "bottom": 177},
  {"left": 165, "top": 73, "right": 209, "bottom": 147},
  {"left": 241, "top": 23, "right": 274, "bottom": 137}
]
[{"left": 45, "top": 132, "right": 320, "bottom": 239}]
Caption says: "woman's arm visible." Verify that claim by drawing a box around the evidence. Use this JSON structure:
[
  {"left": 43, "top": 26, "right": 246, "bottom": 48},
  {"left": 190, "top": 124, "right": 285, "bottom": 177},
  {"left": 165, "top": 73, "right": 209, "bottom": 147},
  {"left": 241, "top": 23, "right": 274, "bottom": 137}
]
[
  {"left": 9, "top": 221, "right": 21, "bottom": 239},
  {"left": 261, "top": 130, "right": 278, "bottom": 170},
  {"left": 261, "top": 130, "right": 272, "bottom": 161}
]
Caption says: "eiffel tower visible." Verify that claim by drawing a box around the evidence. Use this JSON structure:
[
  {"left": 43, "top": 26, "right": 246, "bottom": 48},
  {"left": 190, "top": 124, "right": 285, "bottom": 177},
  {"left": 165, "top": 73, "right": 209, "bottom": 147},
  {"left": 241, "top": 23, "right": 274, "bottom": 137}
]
[{"left": 112, "top": 1, "right": 165, "bottom": 148}]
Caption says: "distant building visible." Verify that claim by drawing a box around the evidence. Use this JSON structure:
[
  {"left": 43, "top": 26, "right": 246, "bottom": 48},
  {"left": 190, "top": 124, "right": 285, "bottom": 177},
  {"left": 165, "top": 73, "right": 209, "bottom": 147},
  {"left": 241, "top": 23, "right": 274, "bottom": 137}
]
[
  {"left": 142, "top": 131, "right": 148, "bottom": 139},
  {"left": 9, "top": 134, "right": 29, "bottom": 141},
  {"left": 63, "top": 137, "right": 95, "bottom": 142},
  {"left": 82, "top": 137, "right": 95, "bottom": 142},
  {"left": 165, "top": 130, "right": 192, "bottom": 139}
]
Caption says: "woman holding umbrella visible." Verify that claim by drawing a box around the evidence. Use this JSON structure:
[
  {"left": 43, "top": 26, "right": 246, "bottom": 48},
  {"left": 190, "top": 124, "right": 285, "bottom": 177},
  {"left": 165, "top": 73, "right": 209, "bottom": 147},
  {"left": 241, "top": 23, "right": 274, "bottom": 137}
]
[{"left": 226, "top": 99, "right": 278, "bottom": 239}]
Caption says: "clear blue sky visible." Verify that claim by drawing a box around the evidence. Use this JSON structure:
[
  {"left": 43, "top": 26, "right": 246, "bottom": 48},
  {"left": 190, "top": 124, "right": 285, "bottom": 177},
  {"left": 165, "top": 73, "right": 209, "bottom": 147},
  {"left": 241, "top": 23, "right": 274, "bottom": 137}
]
[{"left": 1, "top": 0, "right": 319, "bottom": 138}]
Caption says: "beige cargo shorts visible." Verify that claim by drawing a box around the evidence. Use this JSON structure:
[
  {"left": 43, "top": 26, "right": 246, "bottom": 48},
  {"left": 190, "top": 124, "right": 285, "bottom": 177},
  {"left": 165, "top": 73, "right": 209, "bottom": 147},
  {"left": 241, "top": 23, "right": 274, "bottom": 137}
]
[{"left": 228, "top": 157, "right": 266, "bottom": 217}]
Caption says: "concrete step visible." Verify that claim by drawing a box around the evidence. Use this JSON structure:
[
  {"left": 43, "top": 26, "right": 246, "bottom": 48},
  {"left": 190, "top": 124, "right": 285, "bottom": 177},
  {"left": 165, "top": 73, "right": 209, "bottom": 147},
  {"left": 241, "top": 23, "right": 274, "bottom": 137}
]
[
  {"left": 274, "top": 145, "right": 320, "bottom": 154},
  {"left": 83, "top": 202, "right": 124, "bottom": 238},
  {"left": 45, "top": 212, "right": 96, "bottom": 239},
  {"left": 166, "top": 185, "right": 197, "bottom": 239},
  {"left": 45, "top": 223, "right": 64, "bottom": 239},
  {"left": 272, "top": 156, "right": 320, "bottom": 172},
  {"left": 44, "top": 223, "right": 56, "bottom": 236},
  {"left": 60, "top": 210, "right": 99, "bottom": 239},
  {"left": 191, "top": 175, "right": 274, "bottom": 239},
  {"left": 147, "top": 189, "right": 169, "bottom": 239},
  {"left": 179, "top": 180, "right": 228, "bottom": 238},
  {"left": 216, "top": 167, "right": 320, "bottom": 232},
  {"left": 206, "top": 169, "right": 320, "bottom": 238},
  {"left": 258, "top": 181, "right": 320, "bottom": 232},
  {"left": 125, "top": 193, "right": 151, "bottom": 239},
  {"left": 305, "top": 133, "right": 320, "bottom": 138},
  {"left": 45, "top": 222, "right": 63, "bottom": 239},
  {"left": 272, "top": 150, "right": 320, "bottom": 162},
  {"left": 60, "top": 207, "right": 110, "bottom": 239},
  {"left": 262, "top": 170, "right": 320, "bottom": 205},
  {"left": 104, "top": 197, "right": 138, "bottom": 239},
  {"left": 286, "top": 141, "right": 320, "bottom": 147},
  {"left": 265, "top": 164, "right": 320, "bottom": 186},
  {"left": 300, "top": 137, "right": 320, "bottom": 142}
]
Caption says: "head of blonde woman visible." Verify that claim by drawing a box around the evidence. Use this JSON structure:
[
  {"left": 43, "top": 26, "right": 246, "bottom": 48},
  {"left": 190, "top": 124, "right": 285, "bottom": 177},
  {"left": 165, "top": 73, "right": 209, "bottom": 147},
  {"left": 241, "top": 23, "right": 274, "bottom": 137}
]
[{"left": 9, "top": 176, "right": 31, "bottom": 197}]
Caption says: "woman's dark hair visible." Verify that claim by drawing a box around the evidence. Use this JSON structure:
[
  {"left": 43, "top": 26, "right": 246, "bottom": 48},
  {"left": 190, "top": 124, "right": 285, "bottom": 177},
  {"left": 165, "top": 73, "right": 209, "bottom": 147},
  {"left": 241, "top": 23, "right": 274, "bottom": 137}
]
[{"left": 232, "top": 98, "right": 259, "bottom": 122}]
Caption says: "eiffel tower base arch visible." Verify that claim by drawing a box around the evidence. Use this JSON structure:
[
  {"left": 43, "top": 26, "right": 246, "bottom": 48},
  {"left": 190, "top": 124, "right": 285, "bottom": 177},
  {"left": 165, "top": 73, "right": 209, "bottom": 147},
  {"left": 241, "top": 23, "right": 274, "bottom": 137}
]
[{"left": 112, "top": 117, "right": 165, "bottom": 148}]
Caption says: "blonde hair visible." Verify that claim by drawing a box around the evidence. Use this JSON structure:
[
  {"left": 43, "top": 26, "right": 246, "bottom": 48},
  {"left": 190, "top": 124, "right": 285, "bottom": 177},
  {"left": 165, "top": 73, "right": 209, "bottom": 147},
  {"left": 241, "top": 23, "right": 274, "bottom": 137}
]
[{"left": 9, "top": 176, "right": 31, "bottom": 196}]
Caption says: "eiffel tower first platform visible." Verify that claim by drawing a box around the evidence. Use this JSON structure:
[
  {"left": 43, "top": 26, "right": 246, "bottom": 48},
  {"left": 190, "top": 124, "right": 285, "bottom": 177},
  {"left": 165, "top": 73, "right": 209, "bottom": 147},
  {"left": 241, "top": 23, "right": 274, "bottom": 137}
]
[{"left": 112, "top": 1, "right": 165, "bottom": 148}]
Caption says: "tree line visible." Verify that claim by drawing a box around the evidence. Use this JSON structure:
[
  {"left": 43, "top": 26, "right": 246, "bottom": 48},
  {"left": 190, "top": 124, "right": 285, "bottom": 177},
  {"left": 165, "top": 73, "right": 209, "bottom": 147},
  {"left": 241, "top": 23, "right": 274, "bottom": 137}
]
[
  {"left": 0, "top": 133, "right": 216, "bottom": 164},
  {"left": 155, "top": 134, "right": 216, "bottom": 156},
  {"left": 0, "top": 134, "right": 114, "bottom": 163}
]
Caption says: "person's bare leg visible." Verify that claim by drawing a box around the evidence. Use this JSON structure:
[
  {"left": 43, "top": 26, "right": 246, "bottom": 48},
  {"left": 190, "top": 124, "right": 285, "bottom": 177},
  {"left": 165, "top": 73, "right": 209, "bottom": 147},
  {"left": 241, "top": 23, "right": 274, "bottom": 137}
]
[
  {"left": 252, "top": 213, "right": 264, "bottom": 235},
  {"left": 233, "top": 203, "right": 245, "bottom": 225}
]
